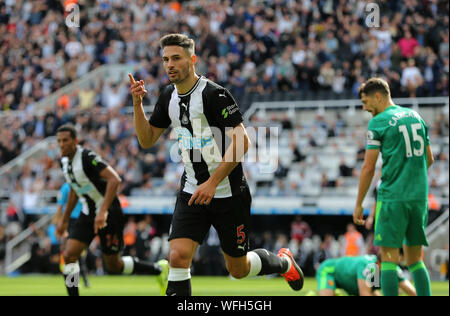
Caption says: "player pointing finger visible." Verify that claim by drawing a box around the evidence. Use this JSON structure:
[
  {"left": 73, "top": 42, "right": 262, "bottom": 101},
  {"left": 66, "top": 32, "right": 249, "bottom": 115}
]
[{"left": 128, "top": 73, "right": 147, "bottom": 103}]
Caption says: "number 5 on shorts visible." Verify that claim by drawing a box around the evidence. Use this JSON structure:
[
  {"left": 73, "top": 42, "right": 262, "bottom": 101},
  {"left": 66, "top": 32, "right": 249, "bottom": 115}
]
[{"left": 237, "top": 224, "right": 246, "bottom": 244}]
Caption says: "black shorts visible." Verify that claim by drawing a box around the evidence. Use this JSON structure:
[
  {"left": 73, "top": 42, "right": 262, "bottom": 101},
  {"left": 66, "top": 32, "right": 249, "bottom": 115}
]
[
  {"left": 168, "top": 187, "right": 252, "bottom": 257},
  {"left": 67, "top": 218, "right": 78, "bottom": 235},
  {"left": 68, "top": 207, "right": 125, "bottom": 255}
]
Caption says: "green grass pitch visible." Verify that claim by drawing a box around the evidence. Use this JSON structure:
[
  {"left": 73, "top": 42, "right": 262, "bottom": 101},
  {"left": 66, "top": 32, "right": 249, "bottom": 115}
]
[{"left": 0, "top": 275, "right": 448, "bottom": 296}]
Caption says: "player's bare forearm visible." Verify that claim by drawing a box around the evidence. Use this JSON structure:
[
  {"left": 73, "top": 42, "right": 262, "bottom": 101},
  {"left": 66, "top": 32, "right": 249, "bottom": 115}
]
[
  {"left": 99, "top": 166, "right": 122, "bottom": 214},
  {"left": 209, "top": 161, "right": 240, "bottom": 188},
  {"left": 129, "top": 73, "right": 156, "bottom": 149},
  {"left": 209, "top": 124, "right": 250, "bottom": 187},
  {"left": 133, "top": 103, "right": 154, "bottom": 148},
  {"left": 356, "top": 149, "right": 379, "bottom": 206},
  {"left": 356, "top": 166, "right": 375, "bottom": 206},
  {"left": 53, "top": 205, "right": 63, "bottom": 223},
  {"left": 426, "top": 145, "right": 434, "bottom": 169},
  {"left": 189, "top": 125, "right": 250, "bottom": 206},
  {"left": 62, "top": 188, "right": 79, "bottom": 223}
]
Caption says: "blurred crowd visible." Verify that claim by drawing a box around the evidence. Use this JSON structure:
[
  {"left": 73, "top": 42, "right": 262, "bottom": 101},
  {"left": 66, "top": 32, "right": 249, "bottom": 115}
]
[
  {"left": 1, "top": 104, "right": 448, "bottom": 224},
  {"left": 1, "top": 0, "right": 449, "bottom": 114},
  {"left": 0, "top": 0, "right": 449, "bottom": 276},
  {"left": 1, "top": 105, "right": 448, "bottom": 276},
  {"left": 5, "top": 212, "right": 448, "bottom": 278}
]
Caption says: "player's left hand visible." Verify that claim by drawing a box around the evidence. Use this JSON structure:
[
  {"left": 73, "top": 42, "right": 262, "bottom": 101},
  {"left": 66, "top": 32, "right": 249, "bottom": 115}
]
[
  {"left": 188, "top": 180, "right": 216, "bottom": 206},
  {"left": 365, "top": 215, "right": 374, "bottom": 230},
  {"left": 94, "top": 211, "right": 108, "bottom": 234},
  {"left": 353, "top": 204, "right": 365, "bottom": 226}
]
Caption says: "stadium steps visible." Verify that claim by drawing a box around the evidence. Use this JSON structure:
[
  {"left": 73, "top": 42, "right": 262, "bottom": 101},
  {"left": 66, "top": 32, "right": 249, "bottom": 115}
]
[
  {"left": 3, "top": 214, "right": 52, "bottom": 275},
  {"left": 0, "top": 64, "right": 134, "bottom": 120},
  {"left": 424, "top": 209, "right": 449, "bottom": 280}
]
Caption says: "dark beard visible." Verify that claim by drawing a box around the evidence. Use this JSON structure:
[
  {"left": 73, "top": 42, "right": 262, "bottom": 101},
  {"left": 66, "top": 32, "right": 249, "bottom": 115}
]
[{"left": 169, "top": 69, "right": 189, "bottom": 84}]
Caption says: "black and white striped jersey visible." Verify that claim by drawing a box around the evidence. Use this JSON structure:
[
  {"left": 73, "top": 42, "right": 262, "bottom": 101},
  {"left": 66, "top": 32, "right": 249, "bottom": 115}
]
[
  {"left": 60, "top": 145, "right": 121, "bottom": 216},
  {"left": 149, "top": 76, "right": 248, "bottom": 198}
]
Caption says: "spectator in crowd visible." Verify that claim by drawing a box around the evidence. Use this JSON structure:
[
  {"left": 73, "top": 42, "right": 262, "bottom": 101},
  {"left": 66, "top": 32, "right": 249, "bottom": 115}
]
[
  {"left": 313, "top": 234, "right": 333, "bottom": 271},
  {"left": 339, "top": 158, "right": 354, "bottom": 178},
  {"left": 290, "top": 216, "right": 312, "bottom": 245},
  {"left": 341, "top": 223, "right": 365, "bottom": 257},
  {"left": 398, "top": 30, "right": 420, "bottom": 58},
  {"left": 401, "top": 59, "right": 424, "bottom": 97}
]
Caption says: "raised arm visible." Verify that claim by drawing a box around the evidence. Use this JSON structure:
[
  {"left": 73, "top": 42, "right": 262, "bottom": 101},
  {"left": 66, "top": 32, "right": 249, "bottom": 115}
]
[{"left": 128, "top": 73, "right": 166, "bottom": 148}]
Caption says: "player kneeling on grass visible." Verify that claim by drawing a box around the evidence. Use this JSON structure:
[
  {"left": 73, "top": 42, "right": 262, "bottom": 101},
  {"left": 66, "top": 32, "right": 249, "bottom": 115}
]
[
  {"left": 55, "top": 124, "right": 169, "bottom": 296},
  {"left": 315, "top": 255, "right": 417, "bottom": 296}
]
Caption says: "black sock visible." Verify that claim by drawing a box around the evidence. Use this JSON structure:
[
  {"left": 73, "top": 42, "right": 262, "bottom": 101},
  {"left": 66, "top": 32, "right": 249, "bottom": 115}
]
[
  {"left": 122, "top": 256, "right": 162, "bottom": 275},
  {"left": 166, "top": 279, "right": 192, "bottom": 296},
  {"left": 79, "top": 257, "right": 89, "bottom": 286},
  {"left": 63, "top": 273, "right": 79, "bottom": 296},
  {"left": 132, "top": 258, "right": 162, "bottom": 275},
  {"left": 252, "top": 249, "right": 289, "bottom": 275}
]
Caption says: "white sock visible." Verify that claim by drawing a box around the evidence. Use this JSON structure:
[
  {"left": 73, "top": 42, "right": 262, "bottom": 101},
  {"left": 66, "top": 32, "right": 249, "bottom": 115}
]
[
  {"left": 168, "top": 267, "right": 191, "bottom": 281},
  {"left": 245, "top": 251, "right": 262, "bottom": 278},
  {"left": 63, "top": 262, "right": 80, "bottom": 275},
  {"left": 121, "top": 256, "right": 134, "bottom": 275}
]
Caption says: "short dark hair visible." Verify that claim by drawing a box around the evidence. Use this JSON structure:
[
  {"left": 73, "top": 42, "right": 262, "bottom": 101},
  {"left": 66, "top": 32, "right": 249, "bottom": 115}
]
[
  {"left": 358, "top": 77, "right": 391, "bottom": 98},
  {"left": 56, "top": 123, "right": 77, "bottom": 139},
  {"left": 159, "top": 33, "right": 195, "bottom": 56}
]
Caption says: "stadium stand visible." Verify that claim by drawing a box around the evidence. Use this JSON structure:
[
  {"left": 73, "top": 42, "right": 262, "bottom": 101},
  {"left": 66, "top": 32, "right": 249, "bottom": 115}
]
[{"left": 0, "top": 0, "right": 449, "bottom": 276}]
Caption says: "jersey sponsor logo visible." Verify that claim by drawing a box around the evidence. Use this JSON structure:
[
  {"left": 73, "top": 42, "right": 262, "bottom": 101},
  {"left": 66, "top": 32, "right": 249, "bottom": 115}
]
[
  {"left": 174, "top": 127, "right": 214, "bottom": 150},
  {"left": 222, "top": 104, "right": 239, "bottom": 119},
  {"left": 71, "top": 183, "right": 95, "bottom": 196},
  {"left": 222, "top": 108, "right": 229, "bottom": 119}
]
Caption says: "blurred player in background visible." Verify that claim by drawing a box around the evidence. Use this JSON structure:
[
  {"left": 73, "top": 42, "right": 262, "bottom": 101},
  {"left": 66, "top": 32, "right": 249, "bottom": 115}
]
[
  {"left": 353, "top": 78, "right": 434, "bottom": 296},
  {"left": 55, "top": 124, "right": 168, "bottom": 296},
  {"left": 130, "top": 33, "right": 304, "bottom": 296},
  {"left": 315, "top": 255, "right": 417, "bottom": 296},
  {"left": 53, "top": 182, "right": 90, "bottom": 288}
]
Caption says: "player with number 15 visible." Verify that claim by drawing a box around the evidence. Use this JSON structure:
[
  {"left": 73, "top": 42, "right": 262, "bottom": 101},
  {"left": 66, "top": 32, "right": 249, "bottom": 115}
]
[{"left": 353, "top": 78, "right": 434, "bottom": 296}]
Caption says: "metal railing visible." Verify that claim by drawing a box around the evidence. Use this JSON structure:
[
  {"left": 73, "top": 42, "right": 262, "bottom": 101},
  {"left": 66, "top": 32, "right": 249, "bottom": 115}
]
[
  {"left": 426, "top": 209, "right": 449, "bottom": 242},
  {"left": 0, "top": 64, "right": 134, "bottom": 119},
  {"left": 0, "top": 137, "right": 56, "bottom": 178},
  {"left": 4, "top": 214, "right": 53, "bottom": 274},
  {"left": 243, "top": 96, "right": 450, "bottom": 122},
  {"left": 424, "top": 209, "right": 449, "bottom": 280}
]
